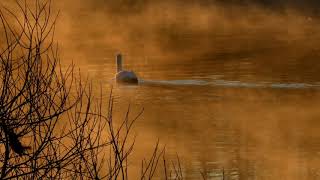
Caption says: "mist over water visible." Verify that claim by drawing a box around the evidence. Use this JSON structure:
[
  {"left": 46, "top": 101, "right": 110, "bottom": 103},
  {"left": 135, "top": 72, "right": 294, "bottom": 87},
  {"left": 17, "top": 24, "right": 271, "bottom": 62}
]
[
  {"left": 3, "top": 0, "right": 320, "bottom": 179},
  {"left": 52, "top": 1, "right": 320, "bottom": 179},
  {"left": 53, "top": 0, "right": 320, "bottom": 64}
]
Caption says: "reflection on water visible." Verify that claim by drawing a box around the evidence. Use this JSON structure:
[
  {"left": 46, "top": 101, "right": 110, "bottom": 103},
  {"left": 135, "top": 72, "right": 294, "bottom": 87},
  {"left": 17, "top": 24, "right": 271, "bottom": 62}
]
[{"left": 77, "top": 55, "right": 320, "bottom": 179}]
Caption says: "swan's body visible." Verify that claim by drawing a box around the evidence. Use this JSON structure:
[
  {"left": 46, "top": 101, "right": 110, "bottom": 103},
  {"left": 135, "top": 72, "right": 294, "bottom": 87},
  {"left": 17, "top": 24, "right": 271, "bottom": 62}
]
[
  {"left": 116, "top": 71, "right": 138, "bottom": 84},
  {"left": 115, "top": 54, "right": 138, "bottom": 84}
]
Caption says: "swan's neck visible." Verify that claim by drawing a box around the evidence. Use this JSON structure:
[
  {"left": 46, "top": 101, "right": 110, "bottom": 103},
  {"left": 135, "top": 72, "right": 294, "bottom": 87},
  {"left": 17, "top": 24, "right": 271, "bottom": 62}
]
[{"left": 116, "top": 54, "right": 122, "bottom": 73}]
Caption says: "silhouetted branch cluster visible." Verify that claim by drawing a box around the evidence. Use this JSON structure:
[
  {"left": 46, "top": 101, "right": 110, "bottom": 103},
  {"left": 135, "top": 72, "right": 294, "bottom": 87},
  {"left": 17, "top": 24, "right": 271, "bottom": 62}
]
[
  {"left": 0, "top": 0, "right": 111, "bottom": 179},
  {"left": 0, "top": 1, "right": 225, "bottom": 179}
]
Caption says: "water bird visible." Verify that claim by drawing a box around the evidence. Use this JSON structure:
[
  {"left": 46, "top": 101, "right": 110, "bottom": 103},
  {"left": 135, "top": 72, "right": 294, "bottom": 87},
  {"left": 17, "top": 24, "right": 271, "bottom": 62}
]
[
  {"left": 2, "top": 126, "right": 30, "bottom": 156},
  {"left": 115, "top": 53, "right": 138, "bottom": 84}
]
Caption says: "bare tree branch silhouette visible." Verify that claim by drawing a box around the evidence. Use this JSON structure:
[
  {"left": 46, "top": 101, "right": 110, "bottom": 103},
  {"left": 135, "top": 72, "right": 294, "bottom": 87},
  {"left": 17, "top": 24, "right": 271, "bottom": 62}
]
[{"left": 0, "top": 1, "right": 223, "bottom": 179}]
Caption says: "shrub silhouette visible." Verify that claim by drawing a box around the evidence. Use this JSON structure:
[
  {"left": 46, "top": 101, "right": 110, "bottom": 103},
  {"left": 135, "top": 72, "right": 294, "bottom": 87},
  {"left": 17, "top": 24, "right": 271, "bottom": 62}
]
[{"left": 0, "top": 1, "right": 218, "bottom": 179}]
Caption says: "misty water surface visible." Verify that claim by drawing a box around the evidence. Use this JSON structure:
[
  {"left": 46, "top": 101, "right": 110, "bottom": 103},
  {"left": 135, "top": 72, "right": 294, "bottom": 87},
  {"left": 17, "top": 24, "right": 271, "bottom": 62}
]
[
  {"left": 52, "top": 1, "right": 320, "bottom": 179},
  {"left": 70, "top": 49, "right": 320, "bottom": 180}
]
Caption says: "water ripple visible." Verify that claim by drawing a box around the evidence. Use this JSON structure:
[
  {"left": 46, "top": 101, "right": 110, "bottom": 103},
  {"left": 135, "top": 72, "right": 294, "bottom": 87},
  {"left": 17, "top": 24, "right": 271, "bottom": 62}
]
[{"left": 140, "top": 79, "right": 320, "bottom": 89}]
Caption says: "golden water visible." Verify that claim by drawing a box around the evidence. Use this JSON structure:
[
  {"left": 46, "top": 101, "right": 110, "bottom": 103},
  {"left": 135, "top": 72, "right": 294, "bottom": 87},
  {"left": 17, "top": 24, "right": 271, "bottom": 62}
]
[
  {"left": 52, "top": 1, "right": 320, "bottom": 179},
  {"left": 71, "top": 51, "right": 320, "bottom": 179}
]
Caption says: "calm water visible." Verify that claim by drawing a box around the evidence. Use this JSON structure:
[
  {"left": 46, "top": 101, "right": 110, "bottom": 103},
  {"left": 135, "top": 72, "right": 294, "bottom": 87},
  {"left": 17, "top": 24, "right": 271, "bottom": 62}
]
[
  {"left": 75, "top": 50, "right": 320, "bottom": 179},
  {"left": 54, "top": 0, "right": 320, "bottom": 178},
  {"left": 3, "top": 0, "right": 320, "bottom": 179}
]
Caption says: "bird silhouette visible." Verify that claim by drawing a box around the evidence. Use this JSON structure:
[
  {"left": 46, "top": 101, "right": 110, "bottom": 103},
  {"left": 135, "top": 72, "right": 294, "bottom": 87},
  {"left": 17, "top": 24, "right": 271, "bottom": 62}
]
[{"left": 2, "top": 126, "right": 30, "bottom": 156}]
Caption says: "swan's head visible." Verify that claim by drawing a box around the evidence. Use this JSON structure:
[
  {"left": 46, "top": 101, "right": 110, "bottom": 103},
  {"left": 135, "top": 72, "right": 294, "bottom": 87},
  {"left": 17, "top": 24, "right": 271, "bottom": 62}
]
[{"left": 116, "top": 53, "right": 122, "bottom": 73}]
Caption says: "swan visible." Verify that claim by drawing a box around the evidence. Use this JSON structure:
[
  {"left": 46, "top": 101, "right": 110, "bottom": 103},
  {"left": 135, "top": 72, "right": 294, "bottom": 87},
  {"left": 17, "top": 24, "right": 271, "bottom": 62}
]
[{"left": 115, "top": 53, "right": 138, "bottom": 84}]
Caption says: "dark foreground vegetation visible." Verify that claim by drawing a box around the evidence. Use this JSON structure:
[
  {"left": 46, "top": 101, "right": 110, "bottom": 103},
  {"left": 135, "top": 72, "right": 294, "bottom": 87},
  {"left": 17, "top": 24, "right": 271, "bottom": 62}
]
[{"left": 0, "top": 1, "right": 225, "bottom": 179}]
